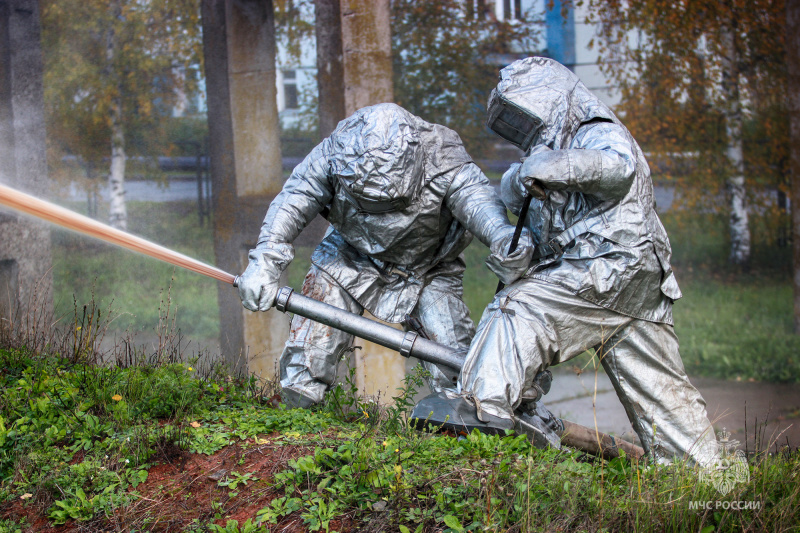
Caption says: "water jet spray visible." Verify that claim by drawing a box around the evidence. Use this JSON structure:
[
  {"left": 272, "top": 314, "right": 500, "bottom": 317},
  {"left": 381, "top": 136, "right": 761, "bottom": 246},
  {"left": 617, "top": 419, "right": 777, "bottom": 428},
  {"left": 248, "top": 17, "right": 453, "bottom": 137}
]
[{"left": 0, "top": 183, "right": 235, "bottom": 285}]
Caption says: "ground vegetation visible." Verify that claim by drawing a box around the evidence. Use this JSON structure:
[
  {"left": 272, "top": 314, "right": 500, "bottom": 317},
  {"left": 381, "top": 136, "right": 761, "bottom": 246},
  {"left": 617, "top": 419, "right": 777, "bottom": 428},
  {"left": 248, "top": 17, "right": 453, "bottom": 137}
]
[{"left": 0, "top": 303, "right": 796, "bottom": 532}]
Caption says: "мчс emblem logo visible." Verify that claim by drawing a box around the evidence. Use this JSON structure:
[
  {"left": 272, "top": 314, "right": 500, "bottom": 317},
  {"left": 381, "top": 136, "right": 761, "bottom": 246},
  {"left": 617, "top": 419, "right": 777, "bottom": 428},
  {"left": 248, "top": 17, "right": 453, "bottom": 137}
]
[{"left": 700, "top": 428, "right": 749, "bottom": 496}]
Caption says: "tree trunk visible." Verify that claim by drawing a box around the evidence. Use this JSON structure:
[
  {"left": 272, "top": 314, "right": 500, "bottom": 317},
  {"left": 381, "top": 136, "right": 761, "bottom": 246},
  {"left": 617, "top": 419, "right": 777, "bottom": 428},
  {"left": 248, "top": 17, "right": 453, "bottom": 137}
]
[
  {"left": 106, "top": 0, "right": 126, "bottom": 230},
  {"left": 787, "top": 0, "right": 800, "bottom": 332},
  {"left": 720, "top": 22, "right": 750, "bottom": 266},
  {"left": 0, "top": 0, "right": 53, "bottom": 322},
  {"left": 315, "top": 0, "right": 345, "bottom": 139},
  {"left": 108, "top": 95, "right": 127, "bottom": 230}
]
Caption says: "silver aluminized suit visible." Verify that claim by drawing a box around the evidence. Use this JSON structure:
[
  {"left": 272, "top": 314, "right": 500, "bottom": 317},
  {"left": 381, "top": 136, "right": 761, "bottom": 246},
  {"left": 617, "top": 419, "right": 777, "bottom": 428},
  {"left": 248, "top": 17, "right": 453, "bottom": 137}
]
[
  {"left": 237, "top": 103, "right": 531, "bottom": 405},
  {"left": 459, "top": 57, "right": 717, "bottom": 465}
]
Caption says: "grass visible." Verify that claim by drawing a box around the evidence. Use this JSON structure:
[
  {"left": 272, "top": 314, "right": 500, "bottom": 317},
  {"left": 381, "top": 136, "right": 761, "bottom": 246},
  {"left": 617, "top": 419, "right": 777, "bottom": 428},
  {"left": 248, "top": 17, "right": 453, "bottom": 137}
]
[
  {"left": 662, "top": 209, "right": 800, "bottom": 382},
  {"left": 51, "top": 201, "right": 220, "bottom": 344},
  {"left": 51, "top": 199, "right": 800, "bottom": 382},
  {"left": 0, "top": 310, "right": 797, "bottom": 532},
  {"left": 677, "top": 277, "right": 800, "bottom": 382}
]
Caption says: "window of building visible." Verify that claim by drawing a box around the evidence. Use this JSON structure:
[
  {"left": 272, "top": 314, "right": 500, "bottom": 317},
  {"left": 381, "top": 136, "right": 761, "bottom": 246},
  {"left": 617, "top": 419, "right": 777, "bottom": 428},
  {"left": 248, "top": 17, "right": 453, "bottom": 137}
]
[
  {"left": 465, "top": 0, "right": 491, "bottom": 20},
  {"left": 282, "top": 69, "right": 299, "bottom": 110},
  {"left": 465, "top": 0, "right": 523, "bottom": 22},
  {"left": 505, "top": 0, "right": 523, "bottom": 21}
]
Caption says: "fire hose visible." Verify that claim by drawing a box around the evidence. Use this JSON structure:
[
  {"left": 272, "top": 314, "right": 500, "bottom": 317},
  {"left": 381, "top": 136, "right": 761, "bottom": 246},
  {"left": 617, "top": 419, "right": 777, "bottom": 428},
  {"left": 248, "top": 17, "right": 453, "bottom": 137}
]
[{"left": 262, "top": 285, "right": 643, "bottom": 461}]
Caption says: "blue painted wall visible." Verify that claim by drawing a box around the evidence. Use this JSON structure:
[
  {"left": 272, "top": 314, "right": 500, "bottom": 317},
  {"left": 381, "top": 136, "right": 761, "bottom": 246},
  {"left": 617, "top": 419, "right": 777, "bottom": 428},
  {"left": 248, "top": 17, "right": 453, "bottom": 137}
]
[{"left": 545, "top": 0, "right": 575, "bottom": 68}]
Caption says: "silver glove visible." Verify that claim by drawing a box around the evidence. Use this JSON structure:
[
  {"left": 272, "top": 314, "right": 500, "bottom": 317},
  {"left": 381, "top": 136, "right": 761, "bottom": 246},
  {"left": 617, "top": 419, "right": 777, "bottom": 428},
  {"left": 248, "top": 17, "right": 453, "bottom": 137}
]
[
  {"left": 237, "top": 242, "right": 294, "bottom": 311},
  {"left": 518, "top": 144, "right": 555, "bottom": 199},
  {"left": 485, "top": 226, "right": 534, "bottom": 285}
]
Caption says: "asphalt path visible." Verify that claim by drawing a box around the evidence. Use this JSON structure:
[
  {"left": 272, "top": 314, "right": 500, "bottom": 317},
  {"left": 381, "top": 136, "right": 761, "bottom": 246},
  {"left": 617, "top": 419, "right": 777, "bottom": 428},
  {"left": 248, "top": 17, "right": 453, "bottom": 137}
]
[
  {"left": 547, "top": 366, "right": 800, "bottom": 450},
  {"left": 68, "top": 176, "right": 680, "bottom": 212},
  {"left": 68, "top": 178, "right": 209, "bottom": 204}
]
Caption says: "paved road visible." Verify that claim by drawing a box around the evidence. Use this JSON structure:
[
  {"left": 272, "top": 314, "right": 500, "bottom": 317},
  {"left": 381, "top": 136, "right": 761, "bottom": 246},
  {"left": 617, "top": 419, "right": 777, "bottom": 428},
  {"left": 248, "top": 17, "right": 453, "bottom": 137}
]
[
  {"left": 546, "top": 367, "right": 800, "bottom": 450},
  {"left": 69, "top": 177, "right": 680, "bottom": 212},
  {"left": 68, "top": 178, "right": 209, "bottom": 204}
]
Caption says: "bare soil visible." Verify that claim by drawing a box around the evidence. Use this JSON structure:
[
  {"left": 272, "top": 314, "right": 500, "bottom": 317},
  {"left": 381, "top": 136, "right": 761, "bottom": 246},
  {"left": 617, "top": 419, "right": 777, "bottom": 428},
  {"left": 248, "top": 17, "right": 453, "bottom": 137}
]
[{"left": 1, "top": 433, "right": 356, "bottom": 532}]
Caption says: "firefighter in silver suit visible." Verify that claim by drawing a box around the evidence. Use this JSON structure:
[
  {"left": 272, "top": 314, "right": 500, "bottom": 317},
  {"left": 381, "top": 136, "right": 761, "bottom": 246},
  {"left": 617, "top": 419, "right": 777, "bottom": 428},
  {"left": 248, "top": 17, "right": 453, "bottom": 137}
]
[
  {"left": 455, "top": 57, "right": 716, "bottom": 465},
  {"left": 236, "top": 103, "right": 533, "bottom": 408}
]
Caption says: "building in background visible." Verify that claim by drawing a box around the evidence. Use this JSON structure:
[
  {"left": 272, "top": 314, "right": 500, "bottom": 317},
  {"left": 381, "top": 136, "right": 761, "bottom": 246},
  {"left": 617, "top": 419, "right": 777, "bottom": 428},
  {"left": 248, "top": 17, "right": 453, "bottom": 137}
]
[
  {"left": 544, "top": 0, "right": 620, "bottom": 106},
  {"left": 272, "top": 0, "right": 620, "bottom": 139}
]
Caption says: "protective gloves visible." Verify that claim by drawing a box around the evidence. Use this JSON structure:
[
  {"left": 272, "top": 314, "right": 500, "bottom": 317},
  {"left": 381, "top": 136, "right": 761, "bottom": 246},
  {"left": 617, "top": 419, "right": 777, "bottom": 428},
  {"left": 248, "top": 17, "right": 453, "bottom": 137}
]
[
  {"left": 237, "top": 242, "right": 294, "bottom": 311},
  {"left": 485, "top": 225, "right": 534, "bottom": 285}
]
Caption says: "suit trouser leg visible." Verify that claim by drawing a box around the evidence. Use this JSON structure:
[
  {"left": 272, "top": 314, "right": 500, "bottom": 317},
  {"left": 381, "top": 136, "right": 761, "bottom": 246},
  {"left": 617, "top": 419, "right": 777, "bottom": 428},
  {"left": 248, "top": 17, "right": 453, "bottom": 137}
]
[
  {"left": 600, "top": 321, "right": 717, "bottom": 465},
  {"left": 280, "top": 265, "right": 363, "bottom": 404},
  {"left": 412, "top": 274, "right": 476, "bottom": 392},
  {"left": 459, "top": 278, "right": 716, "bottom": 464}
]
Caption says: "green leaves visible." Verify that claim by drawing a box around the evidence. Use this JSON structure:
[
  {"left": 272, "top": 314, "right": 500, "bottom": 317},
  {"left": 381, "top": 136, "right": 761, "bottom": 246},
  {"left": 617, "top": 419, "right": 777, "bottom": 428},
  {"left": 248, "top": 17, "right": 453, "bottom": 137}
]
[
  {"left": 391, "top": 0, "right": 542, "bottom": 157},
  {"left": 442, "top": 515, "right": 465, "bottom": 532},
  {"left": 255, "top": 496, "right": 303, "bottom": 525},
  {"left": 207, "top": 519, "right": 268, "bottom": 533},
  {"left": 41, "top": 0, "right": 203, "bottom": 164},
  {"left": 217, "top": 471, "right": 258, "bottom": 490}
]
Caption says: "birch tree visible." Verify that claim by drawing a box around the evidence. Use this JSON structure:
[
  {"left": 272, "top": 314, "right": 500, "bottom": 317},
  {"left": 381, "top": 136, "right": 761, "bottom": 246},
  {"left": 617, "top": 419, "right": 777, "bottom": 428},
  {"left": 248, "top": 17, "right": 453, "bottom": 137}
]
[
  {"left": 586, "top": 0, "right": 787, "bottom": 267},
  {"left": 41, "top": 0, "right": 202, "bottom": 230}
]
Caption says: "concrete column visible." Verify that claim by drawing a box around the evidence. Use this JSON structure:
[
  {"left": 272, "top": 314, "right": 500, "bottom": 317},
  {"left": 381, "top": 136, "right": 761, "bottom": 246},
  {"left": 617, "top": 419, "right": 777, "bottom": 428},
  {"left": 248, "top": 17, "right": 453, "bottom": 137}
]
[
  {"left": 334, "top": 0, "right": 409, "bottom": 399},
  {"left": 202, "top": 0, "right": 289, "bottom": 378},
  {"left": 314, "top": 0, "right": 346, "bottom": 138},
  {"left": 340, "top": 0, "right": 393, "bottom": 115},
  {"left": 0, "top": 0, "right": 53, "bottom": 326}
]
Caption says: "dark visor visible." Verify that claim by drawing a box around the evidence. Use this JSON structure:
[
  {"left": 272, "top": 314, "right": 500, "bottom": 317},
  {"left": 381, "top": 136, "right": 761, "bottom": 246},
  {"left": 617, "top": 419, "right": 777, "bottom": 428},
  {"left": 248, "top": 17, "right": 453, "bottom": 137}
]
[{"left": 488, "top": 99, "right": 542, "bottom": 151}]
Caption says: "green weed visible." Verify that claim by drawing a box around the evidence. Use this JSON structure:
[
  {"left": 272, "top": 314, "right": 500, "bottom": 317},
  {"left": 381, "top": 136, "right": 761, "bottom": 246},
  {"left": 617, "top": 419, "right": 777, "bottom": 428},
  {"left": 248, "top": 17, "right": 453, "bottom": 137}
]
[
  {"left": 206, "top": 518, "right": 269, "bottom": 533},
  {"left": 0, "top": 297, "right": 262, "bottom": 528},
  {"left": 0, "top": 518, "right": 26, "bottom": 533}
]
